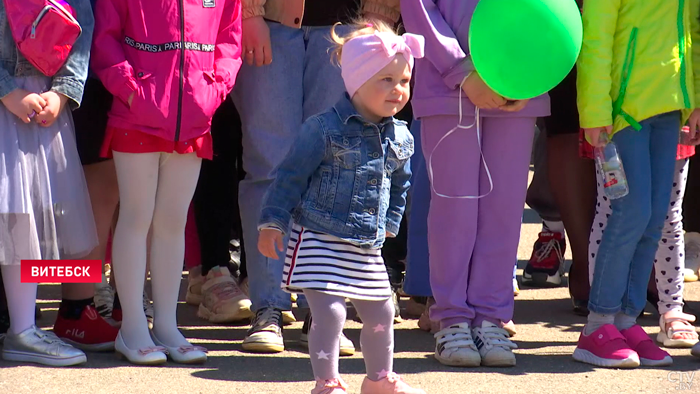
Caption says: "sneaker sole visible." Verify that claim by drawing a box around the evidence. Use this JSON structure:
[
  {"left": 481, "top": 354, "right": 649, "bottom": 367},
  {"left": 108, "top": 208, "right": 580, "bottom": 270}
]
[
  {"left": 61, "top": 337, "right": 115, "bottom": 352},
  {"left": 481, "top": 354, "right": 516, "bottom": 367},
  {"left": 572, "top": 348, "right": 640, "bottom": 368},
  {"left": 2, "top": 350, "right": 87, "bottom": 367},
  {"left": 521, "top": 272, "right": 562, "bottom": 288},
  {"left": 197, "top": 303, "right": 254, "bottom": 323},
  {"left": 434, "top": 352, "right": 481, "bottom": 367},
  {"left": 299, "top": 334, "right": 356, "bottom": 357},
  {"left": 640, "top": 356, "right": 673, "bottom": 367},
  {"left": 241, "top": 341, "right": 285, "bottom": 353}
]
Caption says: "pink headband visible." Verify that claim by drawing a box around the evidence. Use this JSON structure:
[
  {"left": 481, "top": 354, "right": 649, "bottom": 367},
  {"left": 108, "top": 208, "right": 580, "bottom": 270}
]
[{"left": 340, "top": 31, "right": 425, "bottom": 97}]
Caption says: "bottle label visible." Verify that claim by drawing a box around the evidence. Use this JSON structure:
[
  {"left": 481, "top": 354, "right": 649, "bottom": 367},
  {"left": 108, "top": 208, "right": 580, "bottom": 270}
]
[{"left": 603, "top": 170, "right": 623, "bottom": 188}]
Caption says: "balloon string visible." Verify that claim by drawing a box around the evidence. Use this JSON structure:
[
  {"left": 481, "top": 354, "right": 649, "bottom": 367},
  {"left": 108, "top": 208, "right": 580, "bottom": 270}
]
[{"left": 426, "top": 76, "right": 494, "bottom": 199}]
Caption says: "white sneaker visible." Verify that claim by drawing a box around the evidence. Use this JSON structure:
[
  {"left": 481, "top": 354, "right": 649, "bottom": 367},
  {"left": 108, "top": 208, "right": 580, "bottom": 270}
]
[
  {"left": 472, "top": 321, "right": 517, "bottom": 367},
  {"left": 434, "top": 323, "right": 481, "bottom": 367},
  {"left": 684, "top": 232, "right": 700, "bottom": 275},
  {"left": 94, "top": 274, "right": 115, "bottom": 318}
]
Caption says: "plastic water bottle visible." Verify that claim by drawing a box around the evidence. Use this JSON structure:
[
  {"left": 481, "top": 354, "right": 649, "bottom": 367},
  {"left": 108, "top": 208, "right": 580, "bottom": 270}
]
[{"left": 594, "top": 133, "right": 629, "bottom": 199}]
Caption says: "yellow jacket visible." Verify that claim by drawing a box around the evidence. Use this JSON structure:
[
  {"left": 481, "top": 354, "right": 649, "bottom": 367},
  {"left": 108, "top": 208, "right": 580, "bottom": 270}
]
[
  {"left": 577, "top": 0, "right": 700, "bottom": 135},
  {"left": 242, "top": 0, "right": 401, "bottom": 28}
]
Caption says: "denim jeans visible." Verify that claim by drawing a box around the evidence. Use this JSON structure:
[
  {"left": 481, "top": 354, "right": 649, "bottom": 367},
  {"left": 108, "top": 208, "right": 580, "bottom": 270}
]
[
  {"left": 231, "top": 22, "right": 349, "bottom": 312},
  {"left": 404, "top": 119, "right": 433, "bottom": 297},
  {"left": 589, "top": 111, "right": 680, "bottom": 316}
]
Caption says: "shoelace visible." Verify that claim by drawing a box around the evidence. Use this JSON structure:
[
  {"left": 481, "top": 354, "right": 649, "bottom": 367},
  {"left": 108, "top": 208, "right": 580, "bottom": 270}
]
[
  {"left": 434, "top": 326, "right": 476, "bottom": 351},
  {"left": 252, "top": 308, "right": 282, "bottom": 331},
  {"left": 534, "top": 237, "right": 563, "bottom": 267},
  {"left": 477, "top": 326, "right": 517, "bottom": 350}
]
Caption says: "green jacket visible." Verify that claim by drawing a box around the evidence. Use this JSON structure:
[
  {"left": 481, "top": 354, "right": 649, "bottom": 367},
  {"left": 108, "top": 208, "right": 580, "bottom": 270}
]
[{"left": 577, "top": 0, "right": 700, "bottom": 135}]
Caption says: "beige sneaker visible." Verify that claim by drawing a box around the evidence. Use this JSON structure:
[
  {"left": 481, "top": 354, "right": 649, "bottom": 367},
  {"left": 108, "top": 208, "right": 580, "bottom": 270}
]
[
  {"left": 197, "top": 267, "right": 253, "bottom": 323},
  {"left": 186, "top": 266, "right": 205, "bottom": 306}
]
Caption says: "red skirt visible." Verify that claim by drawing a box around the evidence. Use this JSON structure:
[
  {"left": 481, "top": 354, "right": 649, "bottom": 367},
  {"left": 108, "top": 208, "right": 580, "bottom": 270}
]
[
  {"left": 578, "top": 127, "right": 695, "bottom": 160},
  {"left": 100, "top": 127, "right": 213, "bottom": 160}
]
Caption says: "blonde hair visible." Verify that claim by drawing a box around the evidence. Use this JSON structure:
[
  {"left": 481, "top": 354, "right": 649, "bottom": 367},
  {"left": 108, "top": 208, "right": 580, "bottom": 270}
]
[{"left": 329, "top": 18, "right": 399, "bottom": 66}]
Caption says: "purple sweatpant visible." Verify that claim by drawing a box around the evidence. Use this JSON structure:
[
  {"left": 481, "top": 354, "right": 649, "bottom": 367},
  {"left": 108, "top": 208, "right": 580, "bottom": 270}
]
[{"left": 421, "top": 115, "right": 535, "bottom": 328}]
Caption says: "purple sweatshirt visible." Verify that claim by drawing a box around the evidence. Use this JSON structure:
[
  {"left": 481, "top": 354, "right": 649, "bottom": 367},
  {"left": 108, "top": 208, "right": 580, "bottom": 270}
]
[{"left": 401, "top": 0, "right": 550, "bottom": 119}]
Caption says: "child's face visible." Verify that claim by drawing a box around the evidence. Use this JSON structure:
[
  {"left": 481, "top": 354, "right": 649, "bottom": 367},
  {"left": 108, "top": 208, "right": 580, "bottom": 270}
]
[{"left": 353, "top": 55, "right": 411, "bottom": 123}]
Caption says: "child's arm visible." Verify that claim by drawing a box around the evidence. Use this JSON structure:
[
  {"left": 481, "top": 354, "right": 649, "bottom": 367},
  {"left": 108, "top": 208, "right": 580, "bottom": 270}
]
[
  {"left": 258, "top": 118, "right": 327, "bottom": 235},
  {"left": 576, "top": 0, "right": 621, "bottom": 139},
  {"left": 400, "top": 0, "right": 473, "bottom": 90},
  {"left": 49, "top": 0, "right": 95, "bottom": 110},
  {"left": 213, "top": 0, "right": 243, "bottom": 98},
  {"left": 90, "top": 0, "right": 138, "bottom": 106},
  {"left": 362, "top": 0, "right": 401, "bottom": 25},
  {"left": 386, "top": 156, "right": 412, "bottom": 238}
]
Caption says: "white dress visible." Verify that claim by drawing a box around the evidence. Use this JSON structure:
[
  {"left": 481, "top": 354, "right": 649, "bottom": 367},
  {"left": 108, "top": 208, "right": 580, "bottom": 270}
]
[
  {"left": 0, "top": 77, "right": 98, "bottom": 265},
  {"left": 282, "top": 224, "right": 392, "bottom": 301}
]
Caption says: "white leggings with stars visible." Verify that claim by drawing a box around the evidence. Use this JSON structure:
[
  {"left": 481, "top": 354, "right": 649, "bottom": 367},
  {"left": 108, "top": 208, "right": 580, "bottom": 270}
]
[
  {"left": 304, "top": 289, "right": 395, "bottom": 382},
  {"left": 589, "top": 159, "right": 688, "bottom": 314}
]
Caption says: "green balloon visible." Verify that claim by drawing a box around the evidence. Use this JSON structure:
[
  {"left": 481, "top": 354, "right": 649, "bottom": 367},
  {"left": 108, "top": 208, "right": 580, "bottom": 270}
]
[{"left": 468, "top": 0, "right": 583, "bottom": 100}]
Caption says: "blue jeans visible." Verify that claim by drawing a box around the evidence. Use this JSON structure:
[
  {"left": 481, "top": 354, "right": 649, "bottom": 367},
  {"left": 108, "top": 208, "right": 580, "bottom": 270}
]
[
  {"left": 231, "top": 22, "right": 349, "bottom": 312},
  {"left": 404, "top": 119, "right": 433, "bottom": 297},
  {"left": 589, "top": 111, "right": 680, "bottom": 316}
]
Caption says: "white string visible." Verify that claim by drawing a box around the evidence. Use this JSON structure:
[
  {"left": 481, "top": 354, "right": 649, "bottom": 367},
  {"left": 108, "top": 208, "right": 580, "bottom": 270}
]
[{"left": 426, "top": 77, "right": 493, "bottom": 199}]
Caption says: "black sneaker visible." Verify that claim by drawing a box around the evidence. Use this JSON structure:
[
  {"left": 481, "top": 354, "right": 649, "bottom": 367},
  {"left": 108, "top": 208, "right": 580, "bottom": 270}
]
[
  {"left": 242, "top": 308, "right": 284, "bottom": 353},
  {"left": 299, "top": 312, "right": 355, "bottom": 356}
]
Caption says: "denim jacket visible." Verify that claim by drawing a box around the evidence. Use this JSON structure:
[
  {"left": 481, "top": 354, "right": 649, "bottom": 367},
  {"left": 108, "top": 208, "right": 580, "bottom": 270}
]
[
  {"left": 0, "top": 0, "right": 94, "bottom": 108},
  {"left": 259, "top": 94, "right": 414, "bottom": 249}
]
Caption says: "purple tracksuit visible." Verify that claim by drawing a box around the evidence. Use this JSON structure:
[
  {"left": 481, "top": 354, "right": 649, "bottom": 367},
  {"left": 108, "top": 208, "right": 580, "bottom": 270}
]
[{"left": 401, "top": 0, "right": 550, "bottom": 328}]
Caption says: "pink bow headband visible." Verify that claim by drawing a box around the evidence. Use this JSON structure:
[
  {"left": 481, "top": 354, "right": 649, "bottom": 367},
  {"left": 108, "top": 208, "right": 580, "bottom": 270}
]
[{"left": 340, "top": 31, "right": 425, "bottom": 97}]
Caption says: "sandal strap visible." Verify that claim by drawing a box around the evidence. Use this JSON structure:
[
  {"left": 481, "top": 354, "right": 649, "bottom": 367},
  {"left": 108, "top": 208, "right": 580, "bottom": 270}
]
[{"left": 661, "top": 311, "right": 696, "bottom": 325}]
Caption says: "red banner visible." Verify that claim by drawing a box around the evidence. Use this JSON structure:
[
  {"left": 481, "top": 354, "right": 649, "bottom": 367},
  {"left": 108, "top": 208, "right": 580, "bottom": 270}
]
[{"left": 20, "top": 260, "right": 102, "bottom": 283}]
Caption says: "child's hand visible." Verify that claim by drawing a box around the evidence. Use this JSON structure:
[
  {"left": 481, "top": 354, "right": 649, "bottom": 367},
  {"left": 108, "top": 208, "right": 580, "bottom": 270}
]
[
  {"left": 500, "top": 99, "right": 529, "bottom": 113},
  {"left": 584, "top": 125, "right": 613, "bottom": 148},
  {"left": 258, "top": 228, "right": 285, "bottom": 259},
  {"left": 1, "top": 88, "right": 47, "bottom": 123},
  {"left": 462, "top": 72, "right": 507, "bottom": 109},
  {"left": 35, "top": 91, "right": 68, "bottom": 127},
  {"left": 242, "top": 16, "right": 272, "bottom": 67},
  {"left": 386, "top": 231, "right": 396, "bottom": 238},
  {"left": 687, "top": 109, "right": 700, "bottom": 145}
]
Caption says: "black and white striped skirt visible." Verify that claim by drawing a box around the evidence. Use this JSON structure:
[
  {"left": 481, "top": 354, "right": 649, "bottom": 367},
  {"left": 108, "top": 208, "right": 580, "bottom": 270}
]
[{"left": 282, "top": 224, "right": 392, "bottom": 301}]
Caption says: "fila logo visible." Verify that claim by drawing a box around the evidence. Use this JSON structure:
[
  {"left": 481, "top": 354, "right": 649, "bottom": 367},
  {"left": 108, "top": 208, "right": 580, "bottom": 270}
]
[
  {"left": 203, "top": 0, "right": 215, "bottom": 7},
  {"left": 66, "top": 329, "right": 85, "bottom": 339}
]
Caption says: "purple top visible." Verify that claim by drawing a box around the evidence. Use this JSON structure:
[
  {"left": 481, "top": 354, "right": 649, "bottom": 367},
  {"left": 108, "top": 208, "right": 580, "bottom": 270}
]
[{"left": 401, "top": 0, "right": 550, "bottom": 119}]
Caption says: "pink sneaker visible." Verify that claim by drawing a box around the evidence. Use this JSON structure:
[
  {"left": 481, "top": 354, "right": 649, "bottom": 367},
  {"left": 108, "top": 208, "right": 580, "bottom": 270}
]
[
  {"left": 621, "top": 325, "right": 672, "bottom": 366},
  {"left": 360, "top": 372, "right": 426, "bottom": 394},
  {"left": 572, "top": 324, "right": 640, "bottom": 368},
  {"left": 311, "top": 378, "right": 348, "bottom": 394}
]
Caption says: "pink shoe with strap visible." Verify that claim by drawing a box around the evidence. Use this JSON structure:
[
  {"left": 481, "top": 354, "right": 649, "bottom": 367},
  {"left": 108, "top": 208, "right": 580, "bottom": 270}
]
[
  {"left": 360, "top": 372, "right": 426, "bottom": 394},
  {"left": 621, "top": 325, "right": 672, "bottom": 366},
  {"left": 311, "top": 378, "right": 348, "bottom": 394},
  {"left": 572, "top": 324, "right": 640, "bottom": 368}
]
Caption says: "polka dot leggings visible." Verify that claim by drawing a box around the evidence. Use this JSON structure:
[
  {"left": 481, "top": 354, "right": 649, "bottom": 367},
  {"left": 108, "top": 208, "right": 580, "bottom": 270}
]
[{"left": 589, "top": 159, "right": 688, "bottom": 314}]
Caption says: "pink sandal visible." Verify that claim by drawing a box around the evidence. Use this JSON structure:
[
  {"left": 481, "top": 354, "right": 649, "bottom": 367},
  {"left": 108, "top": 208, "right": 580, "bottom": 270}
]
[{"left": 657, "top": 311, "right": 698, "bottom": 348}]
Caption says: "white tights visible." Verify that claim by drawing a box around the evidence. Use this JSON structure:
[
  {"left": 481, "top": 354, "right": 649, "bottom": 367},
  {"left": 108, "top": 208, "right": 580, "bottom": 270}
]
[
  {"left": 1, "top": 264, "right": 37, "bottom": 334},
  {"left": 112, "top": 152, "right": 201, "bottom": 349}
]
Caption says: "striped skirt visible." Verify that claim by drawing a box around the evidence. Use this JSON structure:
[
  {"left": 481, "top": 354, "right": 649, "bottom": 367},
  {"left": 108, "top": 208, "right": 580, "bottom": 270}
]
[{"left": 282, "top": 224, "right": 392, "bottom": 301}]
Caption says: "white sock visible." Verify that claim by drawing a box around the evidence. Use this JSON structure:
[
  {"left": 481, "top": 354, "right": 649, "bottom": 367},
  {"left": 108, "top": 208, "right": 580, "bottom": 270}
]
[
  {"left": 584, "top": 312, "right": 615, "bottom": 335},
  {"left": 1, "top": 265, "right": 37, "bottom": 334},
  {"left": 614, "top": 313, "right": 637, "bottom": 331},
  {"left": 543, "top": 220, "right": 565, "bottom": 234}
]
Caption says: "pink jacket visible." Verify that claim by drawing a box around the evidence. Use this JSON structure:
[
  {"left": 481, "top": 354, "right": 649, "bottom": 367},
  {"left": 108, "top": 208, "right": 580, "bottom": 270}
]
[{"left": 91, "top": 0, "right": 242, "bottom": 142}]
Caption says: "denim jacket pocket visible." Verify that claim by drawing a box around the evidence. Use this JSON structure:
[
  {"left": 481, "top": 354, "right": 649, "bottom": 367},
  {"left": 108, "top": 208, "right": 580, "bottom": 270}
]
[
  {"left": 309, "top": 166, "right": 333, "bottom": 211},
  {"left": 386, "top": 139, "right": 413, "bottom": 172},
  {"left": 330, "top": 135, "right": 362, "bottom": 169}
]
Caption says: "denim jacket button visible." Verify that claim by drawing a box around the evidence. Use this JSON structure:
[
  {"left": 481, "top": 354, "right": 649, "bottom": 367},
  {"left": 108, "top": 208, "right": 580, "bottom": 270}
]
[
  {"left": 368, "top": 208, "right": 376, "bottom": 214},
  {"left": 372, "top": 152, "right": 380, "bottom": 158},
  {"left": 343, "top": 138, "right": 349, "bottom": 145},
  {"left": 370, "top": 179, "right": 377, "bottom": 185}
]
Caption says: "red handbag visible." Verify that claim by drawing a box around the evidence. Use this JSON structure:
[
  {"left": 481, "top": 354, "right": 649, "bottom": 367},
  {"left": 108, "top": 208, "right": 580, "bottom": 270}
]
[{"left": 2, "top": 0, "right": 82, "bottom": 77}]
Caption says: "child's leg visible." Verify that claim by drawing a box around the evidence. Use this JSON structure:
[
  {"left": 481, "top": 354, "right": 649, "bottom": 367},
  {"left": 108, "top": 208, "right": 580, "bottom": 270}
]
[
  {"left": 420, "top": 115, "right": 481, "bottom": 328},
  {"left": 149, "top": 153, "right": 202, "bottom": 346},
  {"left": 1, "top": 265, "right": 37, "bottom": 334},
  {"left": 351, "top": 298, "right": 395, "bottom": 381},
  {"left": 588, "top": 170, "right": 613, "bottom": 285},
  {"left": 655, "top": 159, "right": 688, "bottom": 314},
  {"left": 303, "top": 290, "right": 347, "bottom": 380},
  {"left": 469, "top": 116, "right": 536, "bottom": 326},
  {"left": 112, "top": 151, "right": 160, "bottom": 349}
]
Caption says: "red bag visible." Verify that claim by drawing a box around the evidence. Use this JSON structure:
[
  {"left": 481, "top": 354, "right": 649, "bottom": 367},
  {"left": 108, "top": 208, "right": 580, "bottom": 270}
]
[{"left": 2, "top": 0, "right": 82, "bottom": 77}]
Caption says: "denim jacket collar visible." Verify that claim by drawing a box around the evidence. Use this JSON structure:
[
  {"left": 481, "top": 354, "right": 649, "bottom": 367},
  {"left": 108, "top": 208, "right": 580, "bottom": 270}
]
[{"left": 333, "top": 93, "right": 394, "bottom": 128}]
